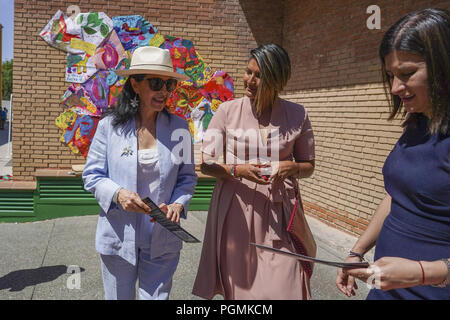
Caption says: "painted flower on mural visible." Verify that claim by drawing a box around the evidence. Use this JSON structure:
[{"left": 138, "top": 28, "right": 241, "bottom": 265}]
[
  {"left": 101, "top": 43, "right": 119, "bottom": 68},
  {"left": 41, "top": 11, "right": 235, "bottom": 156},
  {"left": 108, "top": 84, "right": 124, "bottom": 108},
  {"left": 93, "top": 30, "right": 129, "bottom": 72},
  {"left": 166, "top": 82, "right": 204, "bottom": 121},
  {"left": 161, "top": 36, "right": 201, "bottom": 72},
  {"left": 82, "top": 71, "right": 110, "bottom": 111},
  {"left": 198, "top": 71, "right": 235, "bottom": 103},
  {"left": 113, "top": 15, "right": 157, "bottom": 52},
  {"left": 185, "top": 56, "right": 214, "bottom": 87}
]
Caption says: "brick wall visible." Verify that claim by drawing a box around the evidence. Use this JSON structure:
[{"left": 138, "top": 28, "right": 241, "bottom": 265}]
[
  {"left": 12, "top": 1, "right": 450, "bottom": 235},
  {"left": 282, "top": 0, "right": 450, "bottom": 235},
  {"left": 12, "top": 0, "right": 271, "bottom": 179}
]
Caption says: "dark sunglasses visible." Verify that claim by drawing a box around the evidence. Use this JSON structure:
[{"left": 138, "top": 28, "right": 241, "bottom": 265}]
[{"left": 145, "top": 78, "right": 178, "bottom": 92}]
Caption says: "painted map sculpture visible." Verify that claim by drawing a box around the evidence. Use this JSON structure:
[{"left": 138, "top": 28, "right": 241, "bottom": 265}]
[{"left": 40, "top": 11, "right": 234, "bottom": 157}]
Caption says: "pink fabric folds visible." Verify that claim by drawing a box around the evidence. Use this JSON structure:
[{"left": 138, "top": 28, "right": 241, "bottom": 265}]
[
  {"left": 285, "top": 185, "right": 317, "bottom": 279},
  {"left": 193, "top": 97, "right": 316, "bottom": 300}
]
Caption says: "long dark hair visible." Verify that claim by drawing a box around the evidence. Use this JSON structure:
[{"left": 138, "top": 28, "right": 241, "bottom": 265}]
[
  {"left": 249, "top": 43, "right": 291, "bottom": 116},
  {"left": 104, "top": 74, "right": 145, "bottom": 128},
  {"left": 379, "top": 8, "right": 450, "bottom": 135}
]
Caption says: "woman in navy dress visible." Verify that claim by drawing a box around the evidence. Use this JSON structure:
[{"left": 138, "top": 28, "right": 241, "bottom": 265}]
[{"left": 336, "top": 8, "right": 449, "bottom": 299}]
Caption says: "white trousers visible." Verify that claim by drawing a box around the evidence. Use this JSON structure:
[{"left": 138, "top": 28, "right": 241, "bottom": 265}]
[{"left": 100, "top": 247, "right": 180, "bottom": 300}]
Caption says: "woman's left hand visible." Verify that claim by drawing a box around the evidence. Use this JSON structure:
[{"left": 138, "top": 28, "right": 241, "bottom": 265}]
[
  {"left": 344, "top": 257, "right": 423, "bottom": 291},
  {"left": 157, "top": 202, "right": 183, "bottom": 223},
  {"left": 269, "top": 161, "right": 298, "bottom": 181}
]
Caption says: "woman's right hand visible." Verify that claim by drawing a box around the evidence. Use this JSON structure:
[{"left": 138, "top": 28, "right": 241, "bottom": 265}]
[
  {"left": 336, "top": 256, "right": 363, "bottom": 297},
  {"left": 117, "top": 188, "right": 151, "bottom": 215},
  {"left": 235, "top": 164, "right": 270, "bottom": 185}
]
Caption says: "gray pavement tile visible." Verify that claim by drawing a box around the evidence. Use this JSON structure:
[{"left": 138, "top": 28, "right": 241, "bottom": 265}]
[
  {"left": 31, "top": 215, "right": 103, "bottom": 300},
  {"left": 0, "top": 220, "right": 54, "bottom": 299},
  {"left": 171, "top": 211, "right": 222, "bottom": 300},
  {"left": 0, "top": 211, "right": 373, "bottom": 300},
  {"left": 307, "top": 216, "right": 373, "bottom": 300}
]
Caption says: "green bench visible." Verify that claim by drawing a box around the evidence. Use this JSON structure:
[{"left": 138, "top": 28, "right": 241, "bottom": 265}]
[{"left": 0, "top": 168, "right": 215, "bottom": 223}]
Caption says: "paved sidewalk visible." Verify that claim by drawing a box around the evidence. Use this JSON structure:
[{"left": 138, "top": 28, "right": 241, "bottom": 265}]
[{"left": 0, "top": 211, "right": 373, "bottom": 300}]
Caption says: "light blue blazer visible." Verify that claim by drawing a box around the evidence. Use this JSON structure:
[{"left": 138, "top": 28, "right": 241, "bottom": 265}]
[{"left": 82, "top": 109, "right": 197, "bottom": 265}]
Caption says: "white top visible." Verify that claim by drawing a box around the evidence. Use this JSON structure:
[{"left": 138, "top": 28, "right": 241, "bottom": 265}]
[{"left": 136, "top": 148, "right": 160, "bottom": 248}]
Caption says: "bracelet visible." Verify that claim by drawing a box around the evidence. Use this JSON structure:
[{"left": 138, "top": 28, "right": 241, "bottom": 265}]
[
  {"left": 230, "top": 164, "right": 237, "bottom": 178},
  {"left": 432, "top": 259, "right": 450, "bottom": 288},
  {"left": 417, "top": 261, "right": 425, "bottom": 286},
  {"left": 348, "top": 251, "right": 365, "bottom": 262}
]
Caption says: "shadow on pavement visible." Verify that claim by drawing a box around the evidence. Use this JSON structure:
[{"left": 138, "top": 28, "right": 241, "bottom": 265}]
[{"left": 0, "top": 265, "right": 85, "bottom": 292}]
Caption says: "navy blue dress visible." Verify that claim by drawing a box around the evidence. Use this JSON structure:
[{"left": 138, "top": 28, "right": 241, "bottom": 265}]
[{"left": 367, "top": 114, "right": 450, "bottom": 300}]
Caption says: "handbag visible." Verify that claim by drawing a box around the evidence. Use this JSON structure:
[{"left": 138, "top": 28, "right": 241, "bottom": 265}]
[{"left": 286, "top": 185, "right": 317, "bottom": 278}]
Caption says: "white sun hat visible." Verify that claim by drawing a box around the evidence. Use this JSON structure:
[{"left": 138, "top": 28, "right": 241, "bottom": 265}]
[{"left": 115, "top": 46, "right": 189, "bottom": 80}]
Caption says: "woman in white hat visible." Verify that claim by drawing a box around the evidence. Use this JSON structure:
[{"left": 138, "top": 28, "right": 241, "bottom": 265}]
[{"left": 83, "top": 46, "right": 197, "bottom": 300}]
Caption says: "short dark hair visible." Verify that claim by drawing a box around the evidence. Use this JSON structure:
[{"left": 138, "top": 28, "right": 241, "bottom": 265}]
[
  {"left": 249, "top": 43, "right": 291, "bottom": 115},
  {"left": 379, "top": 8, "right": 450, "bottom": 135}
]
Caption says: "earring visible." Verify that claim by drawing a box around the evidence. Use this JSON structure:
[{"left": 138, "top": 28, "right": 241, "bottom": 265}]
[{"left": 130, "top": 95, "right": 139, "bottom": 109}]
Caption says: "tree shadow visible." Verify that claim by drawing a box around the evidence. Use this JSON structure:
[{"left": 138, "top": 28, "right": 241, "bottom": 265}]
[{"left": 0, "top": 265, "right": 85, "bottom": 292}]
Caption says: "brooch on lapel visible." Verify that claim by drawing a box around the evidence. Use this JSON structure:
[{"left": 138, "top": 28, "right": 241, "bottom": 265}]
[{"left": 121, "top": 146, "right": 133, "bottom": 157}]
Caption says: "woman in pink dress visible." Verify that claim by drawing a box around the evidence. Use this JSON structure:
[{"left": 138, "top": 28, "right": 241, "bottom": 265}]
[{"left": 192, "top": 44, "right": 317, "bottom": 300}]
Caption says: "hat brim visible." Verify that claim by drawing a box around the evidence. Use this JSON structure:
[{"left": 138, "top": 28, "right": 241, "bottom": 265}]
[{"left": 114, "top": 68, "right": 189, "bottom": 81}]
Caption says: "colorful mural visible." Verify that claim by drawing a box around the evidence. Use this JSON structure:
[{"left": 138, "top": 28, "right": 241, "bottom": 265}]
[{"left": 40, "top": 11, "right": 234, "bottom": 157}]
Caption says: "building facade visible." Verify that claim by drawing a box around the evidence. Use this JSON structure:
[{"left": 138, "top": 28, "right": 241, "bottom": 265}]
[{"left": 11, "top": 0, "right": 450, "bottom": 234}]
